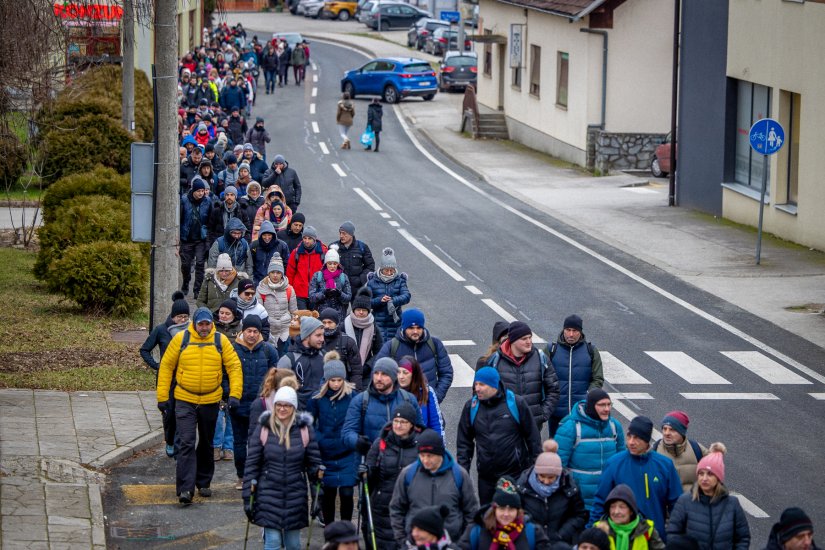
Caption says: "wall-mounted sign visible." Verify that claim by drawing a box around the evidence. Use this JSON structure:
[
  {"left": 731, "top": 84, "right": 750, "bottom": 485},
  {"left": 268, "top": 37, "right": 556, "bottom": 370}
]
[
  {"left": 509, "top": 24, "right": 523, "bottom": 68},
  {"left": 53, "top": 3, "right": 124, "bottom": 20}
]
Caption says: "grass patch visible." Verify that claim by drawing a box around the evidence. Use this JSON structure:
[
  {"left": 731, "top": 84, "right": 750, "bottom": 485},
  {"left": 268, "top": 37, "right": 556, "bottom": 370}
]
[
  {"left": 3, "top": 186, "right": 42, "bottom": 202},
  {"left": 2, "top": 111, "right": 29, "bottom": 143},
  {"left": 0, "top": 248, "right": 151, "bottom": 390}
]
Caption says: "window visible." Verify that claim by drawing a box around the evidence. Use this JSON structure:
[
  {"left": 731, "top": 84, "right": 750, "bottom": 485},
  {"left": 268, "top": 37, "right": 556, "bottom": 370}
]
[
  {"left": 779, "top": 90, "right": 801, "bottom": 205},
  {"left": 529, "top": 45, "right": 541, "bottom": 97},
  {"left": 734, "top": 80, "right": 771, "bottom": 189},
  {"left": 189, "top": 9, "right": 196, "bottom": 49},
  {"left": 512, "top": 67, "right": 521, "bottom": 89},
  {"left": 483, "top": 30, "right": 492, "bottom": 76},
  {"left": 556, "top": 51, "right": 569, "bottom": 107}
]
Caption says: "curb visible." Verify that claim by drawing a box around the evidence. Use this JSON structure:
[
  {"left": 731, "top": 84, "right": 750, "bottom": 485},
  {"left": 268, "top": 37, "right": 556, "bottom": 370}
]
[
  {"left": 303, "top": 33, "right": 377, "bottom": 58},
  {"left": 89, "top": 428, "right": 164, "bottom": 469},
  {"left": 413, "top": 125, "right": 489, "bottom": 183}
]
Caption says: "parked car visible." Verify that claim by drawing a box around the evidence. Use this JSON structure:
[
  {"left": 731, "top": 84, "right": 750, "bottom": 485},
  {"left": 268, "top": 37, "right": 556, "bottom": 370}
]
[
  {"left": 272, "top": 32, "right": 306, "bottom": 48},
  {"left": 366, "top": 3, "right": 430, "bottom": 30},
  {"left": 651, "top": 132, "right": 673, "bottom": 177},
  {"left": 340, "top": 57, "right": 438, "bottom": 103},
  {"left": 304, "top": 0, "right": 325, "bottom": 17},
  {"left": 322, "top": 0, "right": 357, "bottom": 20},
  {"left": 424, "top": 27, "right": 470, "bottom": 57},
  {"left": 356, "top": 0, "right": 374, "bottom": 22},
  {"left": 407, "top": 18, "right": 449, "bottom": 50},
  {"left": 439, "top": 51, "right": 477, "bottom": 91}
]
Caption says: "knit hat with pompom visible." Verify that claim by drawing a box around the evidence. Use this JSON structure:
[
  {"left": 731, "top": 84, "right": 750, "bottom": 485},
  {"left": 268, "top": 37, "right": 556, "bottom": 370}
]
[
  {"left": 696, "top": 442, "right": 727, "bottom": 484},
  {"left": 534, "top": 439, "right": 563, "bottom": 476}
]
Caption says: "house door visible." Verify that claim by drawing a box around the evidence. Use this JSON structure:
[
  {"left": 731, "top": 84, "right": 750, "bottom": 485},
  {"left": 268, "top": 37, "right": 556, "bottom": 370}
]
[{"left": 496, "top": 43, "right": 505, "bottom": 110}]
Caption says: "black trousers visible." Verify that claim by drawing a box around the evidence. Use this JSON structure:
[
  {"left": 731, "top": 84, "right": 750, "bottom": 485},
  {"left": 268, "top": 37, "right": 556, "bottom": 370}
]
[
  {"left": 175, "top": 401, "right": 219, "bottom": 495},
  {"left": 322, "top": 485, "right": 355, "bottom": 524},
  {"left": 478, "top": 475, "right": 498, "bottom": 506},
  {"left": 162, "top": 395, "right": 176, "bottom": 446},
  {"left": 373, "top": 130, "right": 380, "bottom": 151},
  {"left": 296, "top": 297, "right": 310, "bottom": 310},
  {"left": 229, "top": 412, "right": 250, "bottom": 479},
  {"left": 179, "top": 241, "right": 207, "bottom": 295}
]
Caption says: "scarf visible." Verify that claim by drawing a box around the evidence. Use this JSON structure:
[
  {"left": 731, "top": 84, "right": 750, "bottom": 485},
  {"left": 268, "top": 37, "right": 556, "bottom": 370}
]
[
  {"left": 489, "top": 519, "right": 524, "bottom": 550},
  {"left": 236, "top": 293, "right": 255, "bottom": 310},
  {"left": 528, "top": 469, "right": 560, "bottom": 499},
  {"left": 323, "top": 268, "right": 342, "bottom": 289},
  {"left": 265, "top": 275, "right": 288, "bottom": 293},
  {"left": 377, "top": 268, "right": 398, "bottom": 284},
  {"left": 214, "top": 268, "right": 237, "bottom": 292},
  {"left": 238, "top": 173, "right": 251, "bottom": 186},
  {"left": 344, "top": 314, "right": 375, "bottom": 365},
  {"left": 608, "top": 516, "right": 640, "bottom": 550}
]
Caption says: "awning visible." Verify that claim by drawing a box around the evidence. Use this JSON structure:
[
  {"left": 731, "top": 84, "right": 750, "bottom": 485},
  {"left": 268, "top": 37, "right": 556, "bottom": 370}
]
[{"left": 469, "top": 34, "right": 507, "bottom": 44}]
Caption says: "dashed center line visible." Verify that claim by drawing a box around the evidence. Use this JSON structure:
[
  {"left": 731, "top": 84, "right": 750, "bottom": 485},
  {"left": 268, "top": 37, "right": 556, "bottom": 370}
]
[
  {"left": 388, "top": 221, "right": 400, "bottom": 227},
  {"left": 310, "top": 103, "right": 316, "bottom": 114},
  {"left": 313, "top": 74, "right": 318, "bottom": 82},
  {"left": 331, "top": 163, "right": 346, "bottom": 177},
  {"left": 312, "top": 87, "right": 318, "bottom": 97},
  {"left": 680, "top": 393, "right": 779, "bottom": 400},
  {"left": 312, "top": 121, "right": 319, "bottom": 133},
  {"left": 353, "top": 187, "right": 383, "bottom": 210},
  {"left": 319, "top": 142, "right": 329, "bottom": 155},
  {"left": 464, "top": 285, "right": 483, "bottom": 295},
  {"left": 442, "top": 340, "right": 476, "bottom": 346},
  {"left": 380, "top": 212, "right": 392, "bottom": 219},
  {"left": 397, "top": 229, "right": 465, "bottom": 282}
]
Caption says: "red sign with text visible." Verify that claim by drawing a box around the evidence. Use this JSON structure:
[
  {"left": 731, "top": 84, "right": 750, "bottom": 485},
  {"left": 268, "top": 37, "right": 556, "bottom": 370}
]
[{"left": 53, "top": 3, "right": 124, "bottom": 20}]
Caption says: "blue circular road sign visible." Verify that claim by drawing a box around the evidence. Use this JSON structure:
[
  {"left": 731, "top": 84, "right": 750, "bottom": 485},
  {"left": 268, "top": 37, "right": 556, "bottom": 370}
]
[{"left": 749, "top": 118, "right": 785, "bottom": 156}]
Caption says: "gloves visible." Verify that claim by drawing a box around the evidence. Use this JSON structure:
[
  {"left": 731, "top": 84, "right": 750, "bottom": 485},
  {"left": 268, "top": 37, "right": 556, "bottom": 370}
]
[
  {"left": 244, "top": 502, "right": 254, "bottom": 521},
  {"left": 157, "top": 401, "right": 169, "bottom": 414},
  {"left": 219, "top": 400, "right": 227, "bottom": 412},
  {"left": 357, "top": 463, "right": 369, "bottom": 480},
  {"left": 355, "top": 436, "right": 372, "bottom": 455},
  {"left": 228, "top": 397, "right": 240, "bottom": 412}
]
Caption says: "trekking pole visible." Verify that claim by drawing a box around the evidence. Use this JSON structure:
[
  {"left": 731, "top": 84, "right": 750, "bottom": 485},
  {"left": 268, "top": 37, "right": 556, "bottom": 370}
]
[
  {"left": 243, "top": 479, "right": 257, "bottom": 550},
  {"left": 305, "top": 466, "right": 325, "bottom": 550},
  {"left": 362, "top": 475, "right": 378, "bottom": 550}
]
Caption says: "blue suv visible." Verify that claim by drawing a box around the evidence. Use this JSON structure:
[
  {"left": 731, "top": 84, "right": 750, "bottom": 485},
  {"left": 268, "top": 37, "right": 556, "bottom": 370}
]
[{"left": 340, "top": 57, "right": 437, "bottom": 103}]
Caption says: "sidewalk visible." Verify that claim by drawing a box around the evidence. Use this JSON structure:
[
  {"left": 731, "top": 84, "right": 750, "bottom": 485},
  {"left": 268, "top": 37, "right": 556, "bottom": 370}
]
[
  {"left": 0, "top": 389, "right": 162, "bottom": 549},
  {"left": 230, "top": 13, "right": 825, "bottom": 349}
]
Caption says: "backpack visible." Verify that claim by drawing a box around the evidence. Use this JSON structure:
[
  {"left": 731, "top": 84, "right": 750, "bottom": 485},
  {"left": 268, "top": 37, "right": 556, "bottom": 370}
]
[
  {"left": 653, "top": 438, "right": 703, "bottom": 462},
  {"left": 403, "top": 460, "right": 463, "bottom": 492},
  {"left": 180, "top": 330, "right": 223, "bottom": 354},
  {"left": 258, "top": 405, "right": 310, "bottom": 447},
  {"left": 573, "top": 419, "right": 617, "bottom": 448},
  {"left": 258, "top": 286, "right": 293, "bottom": 303},
  {"left": 469, "top": 388, "right": 520, "bottom": 426},
  {"left": 469, "top": 522, "right": 535, "bottom": 550},
  {"left": 390, "top": 337, "right": 438, "bottom": 371},
  {"left": 486, "top": 349, "right": 549, "bottom": 399}
]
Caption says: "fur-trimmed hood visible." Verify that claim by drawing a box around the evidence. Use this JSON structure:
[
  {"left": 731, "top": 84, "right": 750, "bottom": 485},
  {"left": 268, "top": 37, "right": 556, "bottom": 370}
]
[{"left": 258, "top": 409, "right": 313, "bottom": 428}]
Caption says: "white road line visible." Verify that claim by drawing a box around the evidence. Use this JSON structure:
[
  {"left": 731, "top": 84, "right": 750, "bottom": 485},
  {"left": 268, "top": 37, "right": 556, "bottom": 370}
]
[
  {"left": 450, "top": 354, "right": 476, "bottom": 388},
  {"left": 311, "top": 62, "right": 317, "bottom": 70},
  {"left": 312, "top": 87, "right": 318, "bottom": 97},
  {"left": 380, "top": 212, "right": 391, "bottom": 218},
  {"left": 319, "top": 142, "right": 329, "bottom": 155},
  {"left": 464, "top": 285, "right": 483, "bottom": 295},
  {"left": 397, "top": 228, "right": 465, "bottom": 282},
  {"left": 312, "top": 121, "right": 320, "bottom": 133},
  {"left": 353, "top": 187, "right": 383, "bottom": 211},
  {"left": 721, "top": 351, "right": 812, "bottom": 384},
  {"left": 331, "top": 163, "right": 347, "bottom": 177},
  {"left": 442, "top": 340, "right": 476, "bottom": 346},
  {"left": 610, "top": 392, "right": 654, "bottom": 400},
  {"left": 810, "top": 393, "right": 825, "bottom": 400},
  {"left": 647, "top": 351, "right": 731, "bottom": 384},
  {"left": 610, "top": 400, "right": 664, "bottom": 440},
  {"left": 391, "top": 105, "right": 824, "bottom": 385},
  {"left": 481, "top": 299, "right": 516, "bottom": 322},
  {"left": 313, "top": 74, "right": 318, "bottom": 82},
  {"left": 310, "top": 103, "right": 316, "bottom": 114},
  {"left": 388, "top": 221, "right": 400, "bottom": 227},
  {"left": 622, "top": 187, "right": 658, "bottom": 194},
  {"left": 601, "top": 352, "right": 651, "bottom": 385},
  {"left": 680, "top": 392, "right": 779, "bottom": 400},
  {"left": 730, "top": 492, "right": 770, "bottom": 518}
]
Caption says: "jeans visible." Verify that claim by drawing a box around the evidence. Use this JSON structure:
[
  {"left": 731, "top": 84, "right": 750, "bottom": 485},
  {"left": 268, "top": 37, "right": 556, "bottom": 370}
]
[
  {"left": 212, "top": 408, "right": 234, "bottom": 450},
  {"left": 179, "top": 240, "right": 207, "bottom": 295},
  {"left": 338, "top": 124, "right": 351, "bottom": 142},
  {"left": 229, "top": 412, "right": 250, "bottom": 478},
  {"left": 174, "top": 401, "right": 219, "bottom": 495},
  {"left": 264, "top": 70, "right": 277, "bottom": 92},
  {"left": 264, "top": 528, "right": 301, "bottom": 550}
]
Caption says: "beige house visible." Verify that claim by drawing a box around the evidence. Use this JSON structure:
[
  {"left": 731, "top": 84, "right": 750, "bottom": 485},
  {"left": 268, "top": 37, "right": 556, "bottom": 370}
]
[
  {"left": 475, "top": 0, "right": 673, "bottom": 173},
  {"left": 134, "top": 0, "right": 203, "bottom": 79}
]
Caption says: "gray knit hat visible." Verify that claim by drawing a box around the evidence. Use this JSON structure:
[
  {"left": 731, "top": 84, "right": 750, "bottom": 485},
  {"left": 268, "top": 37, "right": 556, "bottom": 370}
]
[
  {"left": 300, "top": 316, "right": 323, "bottom": 340},
  {"left": 239, "top": 162, "right": 251, "bottom": 172},
  {"left": 303, "top": 225, "right": 318, "bottom": 240},
  {"left": 380, "top": 247, "right": 397, "bottom": 270},
  {"left": 324, "top": 360, "right": 347, "bottom": 381},
  {"left": 372, "top": 357, "right": 398, "bottom": 383},
  {"left": 268, "top": 255, "right": 284, "bottom": 274},
  {"left": 339, "top": 220, "right": 355, "bottom": 236},
  {"left": 224, "top": 185, "right": 238, "bottom": 197}
]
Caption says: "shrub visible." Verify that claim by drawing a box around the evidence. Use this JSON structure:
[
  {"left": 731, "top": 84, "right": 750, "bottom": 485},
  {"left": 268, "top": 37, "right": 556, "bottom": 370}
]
[
  {"left": 35, "top": 195, "right": 131, "bottom": 280},
  {"left": 0, "top": 130, "right": 26, "bottom": 185},
  {"left": 50, "top": 241, "right": 148, "bottom": 316},
  {"left": 41, "top": 113, "right": 133, "bottom": 182},
  {"left": 42, "top": 166, "right": 129, "bottom": 223}
]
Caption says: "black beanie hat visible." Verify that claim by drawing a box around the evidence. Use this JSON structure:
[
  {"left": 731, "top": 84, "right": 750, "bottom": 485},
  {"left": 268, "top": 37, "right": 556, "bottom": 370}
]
[
  {"left": 392, "top": 402, "right": 418, "bottom": 425},
  {"left": 507, "top": 321, "right": 531, "bottom": 342},
  {"left": 776, "top": 507, "right": 814, "bottom": 543},
  {"left": 491, "top": 320, "right": 509, "bottom": 343},
  {"left": 410, "top": 505, "right": 449, "bottom": 538},
  {"left": 578, "top": 528, "right": 612, "bottom": 550},
  {"left": 319, "top": 307, "right": 339, "bottom": 324},
  {"left": 217, "top": 299, "right": 239, "bottom": 317},
  {"left": 417, "top": 429, "right": 445, "bottom": 456},
  {"left": 584, "top": 388, "right": 611, "bottom": 420},
  {"left": 170, "top": 291, "right": 190, "bottom": 318},
  {"left": 351, "top": 286, "right": 372, "bottom": 312},
  {"left": 563, "top": 314, "right": 583, "bottom": 332},
  {"left": 242, "top": 314, "right": 263, "bottom": 333},
  {"left": 492, "top": 476, "right": 521, "bottom": 509},
  {"left": 628, "top": 416, "right": 654, "bottom": 443},
  {"left": 291, "top": 212, "right": 306, "bottom": 225}
]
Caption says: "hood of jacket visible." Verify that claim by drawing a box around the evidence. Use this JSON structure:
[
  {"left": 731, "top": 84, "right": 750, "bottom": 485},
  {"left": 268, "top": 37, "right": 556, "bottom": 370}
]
[
  {"left": 569, "top": 399, "right": 613, "bottom": 429},
  {"left": 234, "top": 332, "right": 264, "bottom": 350},
  {"left": 259, "top": 219, "right": 277, "bottom": 238},
  {"left": 605, "top": 484, "right": 640, "bottom": 516},
  {"left": 224, "top": 216, "right": 247, "bottom": 240},
  {"left": 258, "top": 409, "right": 314, "bottom": 428},
  {"left": 288, "top": 335, "right": 321, "bottom": 357}
]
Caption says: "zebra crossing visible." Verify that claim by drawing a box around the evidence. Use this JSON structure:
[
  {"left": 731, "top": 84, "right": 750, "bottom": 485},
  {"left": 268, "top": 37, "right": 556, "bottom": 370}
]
[{"left": 445, "top": 342, "right": 823, "bottom": 401}]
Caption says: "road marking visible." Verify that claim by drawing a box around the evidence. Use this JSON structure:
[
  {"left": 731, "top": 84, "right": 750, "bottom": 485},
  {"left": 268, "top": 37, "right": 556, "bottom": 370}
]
[
  {"left": 680, "top": 392, "right": 779, "bottom": 400},
  {"left": 311, "top": 62, "right": 318, "bottom": 70},
  {"left": 312, "top": 87, "right": 318, "bottom": 97},
  {"left": 122, "top": 483, "right": 238, "bottom": 505},
  {"left": 388, "top": 220, "right": 400, "bottom": 227},
  {"left": 331, "top": 163, "right": 346, "bottom": 177},
  {"left": 610, "top": 399, "right": 664, "bottom": 440},
  {"left": 622, "top": 187, "right": 658, "bottom": 194},
  {"left": 313, "top": 74, "right": 318, "bottom": 82},
  {"left": 810, "top": 393, "right": 825, "bottom": 400},
  {"left": 610, "top": 392, "right": 654, "bottom": 400},
  {"left": 353, "top": 187, "right": 383, "bottom": 211},
  {"left": 319, "top": 141, "right": 329, "bottom": 155},
  {"left": 464, "top": 285, "right": 483, "bottom": 295},
  {"left": 647, "top": 351, "right": 731, "bottom": 384},
  {"left": 310, "top": 103, "right": 316, "bottom": 114},
  {"left": 312, "top": 121, "right": 320, "bottom": 133},
  {"left": 380, "top": 212, "right": 391, "bottom": 218},
  {"left": 730, "top": 492, "right": 770, "bottom": 518},
  {"left": 397, "top": 228, "right": 465, "bottom": 282},
  {"left": 480, "top": 299, "right": 545, "bottom": 343},
  {"left": 601, "top": 352, "right": 651, "bottom": 384},
  {"left": 391, "top": 105, "right": 824, "bottom": 385},
  {"left": 721, "top": 351, "right": 812, "bottom": 384},
  {"left": 442, "top": 340, "right": 476, "bottom": 346},
  {"left": 450, "top": 354, "right": 476, "bottom": 387}
]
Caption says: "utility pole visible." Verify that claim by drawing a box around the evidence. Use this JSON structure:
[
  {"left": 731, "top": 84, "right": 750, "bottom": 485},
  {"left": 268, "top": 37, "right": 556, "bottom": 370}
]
[
  {"left": 152, "top": 0, "right": 180, "bottom": 325},
  {"left": 121, "top": 0, "right": 135, "bottom": 133}
]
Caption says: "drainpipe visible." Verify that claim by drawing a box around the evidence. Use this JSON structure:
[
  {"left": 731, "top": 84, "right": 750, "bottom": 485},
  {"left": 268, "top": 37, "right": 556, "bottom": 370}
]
[
  {"left": 668, "top": 0, "right": 681, "bottom": 207},
  {"left": 580, "top": 28, "right": 607, "bottom": 129}
]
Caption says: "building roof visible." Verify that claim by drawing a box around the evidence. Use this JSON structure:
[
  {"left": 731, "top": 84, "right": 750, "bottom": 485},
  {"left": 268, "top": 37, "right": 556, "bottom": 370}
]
[{"left": 493, "top": 0, "right": 606, "bottom": 20}]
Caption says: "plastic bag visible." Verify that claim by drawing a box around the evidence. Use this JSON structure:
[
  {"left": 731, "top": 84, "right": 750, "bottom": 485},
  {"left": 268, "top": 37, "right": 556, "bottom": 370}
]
[{"left": 360, "top": 125, "right": 374, "bottom": 147}]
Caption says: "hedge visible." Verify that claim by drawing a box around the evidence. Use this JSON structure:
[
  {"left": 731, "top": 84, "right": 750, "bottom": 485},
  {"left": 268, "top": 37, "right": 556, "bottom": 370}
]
[
  {"left": 42, "top": 166, "right": 129, "bottom": 223},
  {"left": 50, "top": 241, "right": 148, "bottom": 316},
  {"left": 35, "top": 195, "right": 131, "bottom": 280}
]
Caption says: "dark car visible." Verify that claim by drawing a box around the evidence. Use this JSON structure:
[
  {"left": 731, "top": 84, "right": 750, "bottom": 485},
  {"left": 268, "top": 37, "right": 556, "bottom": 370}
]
[
  {"left": 439, "top": 51, "right": 477, "bottom": 91},
  {"left": 340, "top": 57, "right": 438, "bottom": 103},
  {"left": 424, "top": 27, "right": 471, "bottom": 57},
  {"left": 651, "top": 132, "right": 673, "bottom": 177},
  {"left": 407, "top": 18, "right": 449, "bottom": 50},
  {"left": 366, "top": 2, "right": 430, "bottom": 30}
]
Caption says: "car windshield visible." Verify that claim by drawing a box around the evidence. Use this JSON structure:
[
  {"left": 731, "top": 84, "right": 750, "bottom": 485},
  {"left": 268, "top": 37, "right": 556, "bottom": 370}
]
[
  {"left": 427, "top": 22, "right": 448, "bottom": 30},
  {"left": 403, "top": 63, "right": 432, "bottom": 74},
  {"left": 446, "top": 56, "right": 476, "bottom": 67}
]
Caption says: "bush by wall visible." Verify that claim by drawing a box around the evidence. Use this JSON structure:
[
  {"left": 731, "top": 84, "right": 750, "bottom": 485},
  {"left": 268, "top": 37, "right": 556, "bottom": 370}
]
[
  {"left": 42, "top": 166, "right": 129, "bottom": 223},
  {"left": 49, "top": 241, "right": 148, "bottom": 316}
]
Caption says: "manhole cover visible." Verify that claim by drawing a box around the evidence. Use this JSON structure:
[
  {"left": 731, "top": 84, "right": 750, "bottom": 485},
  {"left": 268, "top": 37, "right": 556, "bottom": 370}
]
[{"left": 110, "top": 524, "right": 171, "bottom": 540}]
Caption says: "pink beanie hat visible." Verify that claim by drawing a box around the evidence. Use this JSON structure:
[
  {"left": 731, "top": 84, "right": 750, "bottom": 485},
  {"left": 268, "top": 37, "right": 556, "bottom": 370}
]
[
  {"left": 696, "top": 442, "right": 727, "bottom": 484},
  {"left": 534, "top": 439, "right": 563, "bottom": 476}
]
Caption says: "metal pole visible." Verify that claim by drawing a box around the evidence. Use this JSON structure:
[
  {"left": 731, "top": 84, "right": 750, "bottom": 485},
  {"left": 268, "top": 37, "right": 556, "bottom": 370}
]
[
  {"left": 121, "top": 0, "right": 135, "bottom": 133},
  {"left": 755, "top": 154, "right": 768, "bottom": 264},
  {"left": 668, "top": 0, "right": 680, "bottom": 206}
]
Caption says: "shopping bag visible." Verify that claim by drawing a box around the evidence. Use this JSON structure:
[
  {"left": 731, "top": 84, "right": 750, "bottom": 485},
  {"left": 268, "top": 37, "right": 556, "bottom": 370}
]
[{"left": 360, "top": 125, "right": 374, "bottom": 147}]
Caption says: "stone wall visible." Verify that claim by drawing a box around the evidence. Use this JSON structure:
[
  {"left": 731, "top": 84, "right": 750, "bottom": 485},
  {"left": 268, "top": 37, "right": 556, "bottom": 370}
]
[{"left": 592, "top": 131, "right": 667, "bottom": 174}]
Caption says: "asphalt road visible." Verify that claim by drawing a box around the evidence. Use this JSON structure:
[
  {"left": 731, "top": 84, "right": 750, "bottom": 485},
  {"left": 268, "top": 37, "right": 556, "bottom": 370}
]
[{"left": 103, "top": 39, "right": 825, "bottom": 548}]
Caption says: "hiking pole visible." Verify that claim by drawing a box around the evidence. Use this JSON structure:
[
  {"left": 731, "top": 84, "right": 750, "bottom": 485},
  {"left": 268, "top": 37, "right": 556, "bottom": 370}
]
[
  {"left": 305, "top": 465, "right": 325, "bottom": 550},
  {"left": 362, "top": 475, "right": 378, "bottom": 550},
  {"left": 243, "top": 479, "right": 257, "bottom": 550}
]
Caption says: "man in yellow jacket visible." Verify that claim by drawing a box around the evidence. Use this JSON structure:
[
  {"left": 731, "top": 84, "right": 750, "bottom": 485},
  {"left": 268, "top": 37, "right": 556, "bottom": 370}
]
[{"left": 158, "top": 306, "right": 243, "bottom": 505}]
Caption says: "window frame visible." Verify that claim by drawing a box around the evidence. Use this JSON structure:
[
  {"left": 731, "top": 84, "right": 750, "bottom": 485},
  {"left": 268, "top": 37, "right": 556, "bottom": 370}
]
[
  {"left": 529, "top": 44, "right": 541, "bottom": 97},
  {"left": 556, "top": 51, "right": 569, "bottom": 108}
]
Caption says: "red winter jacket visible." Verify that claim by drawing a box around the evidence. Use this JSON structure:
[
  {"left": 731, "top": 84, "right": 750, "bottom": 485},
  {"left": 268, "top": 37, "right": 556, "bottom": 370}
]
[{"left": 286, "top": 241, "right": 327, "bottom": 299}]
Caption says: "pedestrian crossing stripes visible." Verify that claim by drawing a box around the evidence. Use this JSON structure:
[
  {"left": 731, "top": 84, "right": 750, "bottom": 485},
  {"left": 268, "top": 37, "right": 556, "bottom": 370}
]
[
  {"left": 721, "top": 351, "right": 812, "bottom": 384},
  {"left": 602, "top": 352, "right": 651, "bottom": 385},
  {"left": 646, "top": 351, "right": 731, "bottom": 384},
  {"left": 449, "top": 354, "right": 475, "bottom": 388}
]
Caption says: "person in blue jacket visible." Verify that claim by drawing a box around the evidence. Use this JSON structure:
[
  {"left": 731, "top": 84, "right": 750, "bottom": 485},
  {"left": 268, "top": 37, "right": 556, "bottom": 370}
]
[
  {"left": 306, "top": 352, "right": 359, "bottom": 525},
  {"left": 374, "top": 309, "right": 453, "bottom": 403},
  {"left": 341, "top": 357, "right": 423, "bottom": 456},
  {"left": 396, "top": 356, "right": 444, "bottom": 437},
  {"left": 365, "top": 247, "right": 411, "bottom": 341},
  {"left": 219, "top": 77, "right": 247, "bottom": 113},
  {"left": 555, "top": 389, "right": 626, "bottom": 508},
  {"left": 589, "top": 415, "right": 683, "bottom": 543}
]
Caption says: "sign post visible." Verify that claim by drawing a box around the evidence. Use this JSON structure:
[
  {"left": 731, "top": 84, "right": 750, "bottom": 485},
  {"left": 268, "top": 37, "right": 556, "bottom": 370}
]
[{"left": 748, "top": 118, "right": 785, "bottom": 265}]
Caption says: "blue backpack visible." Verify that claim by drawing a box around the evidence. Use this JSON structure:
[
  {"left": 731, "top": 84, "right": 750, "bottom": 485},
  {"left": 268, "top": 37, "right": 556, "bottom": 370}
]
[
  {"left": 469, "top": 523, "right": 535, "bottom": 550},
  {"left": 403, "top": 461, "right": 464, "bottom": 492},
  {"left": 469, "top": 388, "right": 520, "bottom": 426}
]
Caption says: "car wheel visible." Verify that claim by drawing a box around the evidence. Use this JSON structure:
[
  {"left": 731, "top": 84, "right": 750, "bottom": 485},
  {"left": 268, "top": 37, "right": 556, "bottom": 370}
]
[
  {"left": 651, "top": 158, "right": 667, "bottom": 178},
  {"left": 423, "top": 93, "right": 435, "bottom": 101},
  {"left": 378, "top": 20, "right": 388, "bottom": 31},
  {"left": 338, "top": 9, "right": 350, "bottom": 20},
  {"left": 383, "top": 85, "right": 399, "bottom": 104},
  {"left": 343, "top": 81, "right": 356, "bottom": 98}
]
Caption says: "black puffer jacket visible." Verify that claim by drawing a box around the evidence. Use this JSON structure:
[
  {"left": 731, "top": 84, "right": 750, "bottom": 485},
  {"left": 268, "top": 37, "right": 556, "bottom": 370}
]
[
  {"left": 277, "top": 337, "right": 325, "bottom": 409},
  {"left": 517, "top": 468, "right": 588, "bottom": 544},
  {"left": 365, "top": 425, "right": 423, "bottom": 549},
  {"left": 668, "top": 489, "right": 751, "bottom": 550},
  {"left": 262, "top": 159, "right": 302, "bottom": 211},
  {"left": 487, "top": 342, "right": 560, "bottom": 426},
  {"left": 242, "top": 410, "right": 323, "bottom": 530},
  {"left": 330, "top": 239, "right": 375, "bottom": 290}
]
